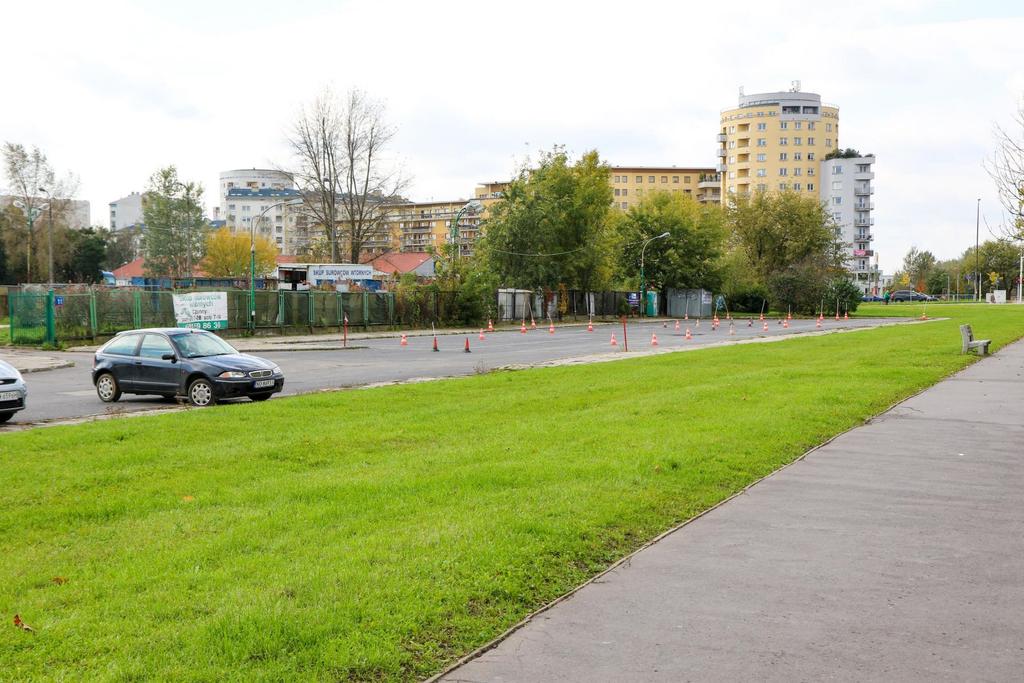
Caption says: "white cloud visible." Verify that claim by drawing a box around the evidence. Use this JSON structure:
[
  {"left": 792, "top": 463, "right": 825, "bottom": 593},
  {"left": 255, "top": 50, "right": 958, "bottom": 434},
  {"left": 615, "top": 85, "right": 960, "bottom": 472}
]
[{"left": 1, "top": 0, "right": 1022, "bottom": 272}]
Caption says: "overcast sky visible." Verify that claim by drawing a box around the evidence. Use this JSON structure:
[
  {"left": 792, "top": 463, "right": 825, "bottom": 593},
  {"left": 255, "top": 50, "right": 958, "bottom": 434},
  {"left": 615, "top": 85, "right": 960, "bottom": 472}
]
[{"left": 3, "top": 0, "right": 1023, "bottom": 272}]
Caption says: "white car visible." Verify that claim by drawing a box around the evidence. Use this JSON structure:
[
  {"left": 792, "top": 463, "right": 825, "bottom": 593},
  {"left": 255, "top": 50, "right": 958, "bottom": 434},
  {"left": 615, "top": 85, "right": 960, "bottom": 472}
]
[{"left": 0, "top": 359, "right": 28, "bottom": 424}]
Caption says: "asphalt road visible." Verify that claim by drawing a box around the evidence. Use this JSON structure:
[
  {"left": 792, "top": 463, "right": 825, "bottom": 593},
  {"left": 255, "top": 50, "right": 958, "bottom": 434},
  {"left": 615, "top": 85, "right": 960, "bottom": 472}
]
[{"left": 8, "top": 317, "right": 904, "bottom": 427}]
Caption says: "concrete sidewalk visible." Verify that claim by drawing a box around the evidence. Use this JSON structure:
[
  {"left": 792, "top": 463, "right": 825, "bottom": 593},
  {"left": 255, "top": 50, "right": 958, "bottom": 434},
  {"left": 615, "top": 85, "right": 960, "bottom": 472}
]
[
  {"left": 441, "top": 341, "right": 1024, "bottom": 682},
  {"left": 0, "top": 349, "right": 75, "bottom": 373}
]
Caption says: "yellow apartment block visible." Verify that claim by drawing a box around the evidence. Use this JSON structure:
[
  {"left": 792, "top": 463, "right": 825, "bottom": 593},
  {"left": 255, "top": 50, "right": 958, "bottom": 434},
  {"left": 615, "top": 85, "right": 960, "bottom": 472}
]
[
  {"left": 718, "top": 84, "right": 839, "bottom": 201},
  {"left": 609, "top": 166, "right": 719, "bottom": 210},
  {"left": 380, "top": 199, "right": 484, "bottom": 257}
]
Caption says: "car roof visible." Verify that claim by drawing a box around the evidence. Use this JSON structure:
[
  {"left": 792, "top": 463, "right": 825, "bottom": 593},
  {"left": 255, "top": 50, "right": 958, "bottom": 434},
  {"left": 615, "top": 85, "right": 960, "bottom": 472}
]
[{"left": 114, "top": 328, "right": 210, "bottom": 336}]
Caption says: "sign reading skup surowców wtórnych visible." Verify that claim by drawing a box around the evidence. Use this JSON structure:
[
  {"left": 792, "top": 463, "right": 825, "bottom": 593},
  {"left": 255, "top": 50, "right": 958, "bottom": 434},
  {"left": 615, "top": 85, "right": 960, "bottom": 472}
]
[{"left": 173, "top": 292, "right": 229, "bottom": 330}]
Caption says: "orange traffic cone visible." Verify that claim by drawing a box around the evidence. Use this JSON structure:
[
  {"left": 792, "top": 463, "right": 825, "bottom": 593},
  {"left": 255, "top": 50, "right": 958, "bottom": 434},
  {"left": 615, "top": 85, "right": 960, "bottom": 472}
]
[
  {"left": 587, "top": 319, "right": 594, "bottom": 332},
  {"left": 520, "top": 320, "right": 527, "bottom": 334},
  {"left": 530, "top": 318, "right": 537, "bottom": 330},
  {"left": 487, "top": 319, "right": 494, "bottom": 332},
  {"left": 843, "top": 311, "right": 849, "bottom": 320},
  {"left": 684, "top": 313, "right": 689, "bottom": 320},
  {"left": 548, "top": 322, "right": 555, "bottom": 334},
  {"left": 816, "top": 319, "right": 822, "bottom": 329},
  {"left": 685, "top": 328, "right": 692, "bottom": 340},
  {"left": 479, "top": 329, "right": 486, "bottom": 340},
  {"left": 651, "top": 333, "right": 659, "bottom": 346},
  {"left": 759, "top": 313, "right": 765, "bottom": 321},
  {"left": 674, "top": 320, "right": 681, "bottom": 332},
  {"left": 835, "top": 313, "right": 840, "bottom": 321},
  {"left": 787, "top": 311, "right": 792, "bottom": 320},
  {"left": 400, "top": 334, "right": 408, "bottom": 346},
  {"left": 464, "top": 337, "right": 471, "bottom": 353},
  {"left": 783, "top": 319, "right": 790, "bottom": 329},
  {"left": 432, "top": 336, "right": 439, "bottom": 352},
  {"left": 762, "top": 321, "right": 769, "bottom": 331},
  {"left": 610, "top": 333, "right": 618, "bottom": 346},
  {"left": 695, "top": 319, "right": 701, "bottom": 328}
]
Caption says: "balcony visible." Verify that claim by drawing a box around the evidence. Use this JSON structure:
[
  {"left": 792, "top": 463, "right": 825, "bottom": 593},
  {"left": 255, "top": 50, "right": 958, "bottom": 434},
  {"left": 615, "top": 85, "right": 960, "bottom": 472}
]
[
  {"left": 716, "top": 147, "right": 726, "bottom": 157},
  {"left": 716, "top": 133, "right": 727, "bottom": 143},
  {"left": 854, "top": 186, "right": 874, "bottom": 196},
  {"left": 854, "top": 218, "right": 875, "bottom": 227},
  {"left": 854, "top": 202, "right": 874, "bottom": 211},
  {"left": 854, "top": 171, "right": 875, "bottom": 181},
  {"left": 698, "top": 174, "right": 721, "bottom": 188},
  {"left": 716, "top": 163, "right": 726, "bottom": 173}
]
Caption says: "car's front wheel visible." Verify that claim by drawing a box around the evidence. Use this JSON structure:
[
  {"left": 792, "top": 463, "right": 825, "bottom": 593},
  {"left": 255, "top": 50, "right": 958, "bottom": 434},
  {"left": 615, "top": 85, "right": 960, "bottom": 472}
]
[
  {"left": 187, "top": 378, "right": 216, "bottom": 407},
  {"left": 0, "top": 413, "right": 12, "bottom": 424},
  {"left": 96, "top": 373, "right": 122, "bottom": 403}
]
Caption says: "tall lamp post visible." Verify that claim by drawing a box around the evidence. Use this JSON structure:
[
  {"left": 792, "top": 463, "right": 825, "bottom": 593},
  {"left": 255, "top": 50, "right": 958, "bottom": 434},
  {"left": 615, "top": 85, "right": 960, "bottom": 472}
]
[
  {"left": 449, "top": 199, "right": 484, "bottom": 260},
  {"left": 12, "top": 199, "right": 48, "bottom": 283},
  {"left": 975, "top": 198, "right": 981, "bottom": 301},
  {"left": 38, "top": 187, "right": 56, "bottom": 286},
  {"left": 249, "top": 200, "right": 290, "bottom": 331},
  {"left": 639, "top": 231, "right": 670, "bottom": 317}
]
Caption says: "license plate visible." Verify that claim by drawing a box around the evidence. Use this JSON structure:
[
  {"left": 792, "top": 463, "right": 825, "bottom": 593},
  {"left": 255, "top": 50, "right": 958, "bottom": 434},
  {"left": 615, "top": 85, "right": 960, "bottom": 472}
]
[
  {"left": 0, "top": 391, "right": 19, "bottom": 401},
  {"left": 253, "top": 379, "right": 274, "bottom": 389}
]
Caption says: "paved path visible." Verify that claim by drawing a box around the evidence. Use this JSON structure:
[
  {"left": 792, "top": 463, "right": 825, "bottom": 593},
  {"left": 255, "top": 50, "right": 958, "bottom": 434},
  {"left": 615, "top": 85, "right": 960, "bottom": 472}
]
[
  {"left": 441, "top": 340, "right": 1024, "bottom": 682},
  {"left": 5, "top": 317, "right": 904, "bottom": 427}
]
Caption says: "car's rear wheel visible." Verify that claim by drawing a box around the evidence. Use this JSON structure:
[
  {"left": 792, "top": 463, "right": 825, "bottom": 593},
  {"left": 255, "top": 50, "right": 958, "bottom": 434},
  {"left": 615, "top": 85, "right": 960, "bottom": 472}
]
[
  {"left": 96, "top": 373, "right": 121, "bottom": 403},
  {"left": 249, "top": 393, "right": 272, "bottom": 402},
  {"left": 187, "top": 378, "right": 215, "bottom": 407}
]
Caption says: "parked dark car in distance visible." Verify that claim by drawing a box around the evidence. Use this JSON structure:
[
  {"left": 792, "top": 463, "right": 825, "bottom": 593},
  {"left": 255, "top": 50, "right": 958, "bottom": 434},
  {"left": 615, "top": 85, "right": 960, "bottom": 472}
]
[
  {"left": 0, "top": 359, "right": 28, "bottom": 424},
  {"left": 862, "top": 294, "right": 884, "bottom": 302},
  {"left": 890, "top": 290, "right": 933, "bottom": 302},
  {"left": 92, "top": 328, "right": 284, "bottom": 406}
]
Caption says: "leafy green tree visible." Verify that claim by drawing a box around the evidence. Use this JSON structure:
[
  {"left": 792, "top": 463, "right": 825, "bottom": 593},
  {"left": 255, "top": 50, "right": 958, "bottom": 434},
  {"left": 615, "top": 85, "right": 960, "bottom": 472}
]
[
  {"left": 961, "top": 240, "right": 1022, "bottom": 295},
  {"left": 103, "top": 228, "right": 139, "bottom": 270},
  {"left": 612, "top": 190, "right": 726, "bottom": 292},
  {"left": 900, "top": 246, "right": 936, "bottom": 292},
  {"left": 142, "top": 166, "right": 208, "bottom": 278},
  {"left": 202, "top": 228, "right": 278, "bottom": 277},
  {"left": 58, "top": 228, "right": 107, "bottom": 283},
  {"left": 478, "top": 148, "right": 614, "bottom": 292}
]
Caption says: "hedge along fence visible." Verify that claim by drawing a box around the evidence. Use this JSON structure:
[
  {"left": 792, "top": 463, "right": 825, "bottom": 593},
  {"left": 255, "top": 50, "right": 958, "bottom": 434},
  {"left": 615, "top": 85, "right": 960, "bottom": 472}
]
[{"left": 7, "top": 286, "right": 645, "bottom": 345}]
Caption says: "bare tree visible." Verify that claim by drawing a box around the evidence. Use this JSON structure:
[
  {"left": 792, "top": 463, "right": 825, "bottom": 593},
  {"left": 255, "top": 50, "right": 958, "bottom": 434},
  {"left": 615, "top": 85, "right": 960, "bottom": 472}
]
[
  {"left": 285, "top": 88, "right": 407, "bottom": 263},
  {"left": 2, "top": 142, "right": 79, "bottom": 282},
  {"left": 985, "top": 100, "right": 1024, "bottom": 241}
]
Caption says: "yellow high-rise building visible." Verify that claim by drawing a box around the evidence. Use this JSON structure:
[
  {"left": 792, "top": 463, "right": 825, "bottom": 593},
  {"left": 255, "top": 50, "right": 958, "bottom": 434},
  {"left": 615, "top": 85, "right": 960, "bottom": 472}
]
[{"left": 717, "top": 84, "right": 839, "bottom": 201}]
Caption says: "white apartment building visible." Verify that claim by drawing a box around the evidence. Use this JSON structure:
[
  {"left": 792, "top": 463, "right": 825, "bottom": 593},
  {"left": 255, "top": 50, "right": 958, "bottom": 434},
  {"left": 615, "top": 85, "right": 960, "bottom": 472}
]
[
  {"left": 218, "top": 169, "right": 300, "bottom": 252},
  {"left": 0, "top": 196, "right": 91, "bottom": 229},
  {"left": 820, "top": 154, "right": 879, "bottom": 294},
  {"left": 109, "top": 192, "right": 145, "bottom": 231}
]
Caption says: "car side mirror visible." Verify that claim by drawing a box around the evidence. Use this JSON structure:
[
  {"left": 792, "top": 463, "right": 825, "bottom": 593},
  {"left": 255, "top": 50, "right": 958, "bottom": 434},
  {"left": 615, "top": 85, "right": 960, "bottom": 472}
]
[{"left": 162, "top": 353, "right": 177, "bottom": 362}]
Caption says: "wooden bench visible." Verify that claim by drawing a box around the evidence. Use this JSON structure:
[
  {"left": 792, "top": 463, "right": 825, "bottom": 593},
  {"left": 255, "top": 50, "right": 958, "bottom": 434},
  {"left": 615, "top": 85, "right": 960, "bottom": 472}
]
[{"left": 960, "top": 324, "right": 991, "bottom": 356}]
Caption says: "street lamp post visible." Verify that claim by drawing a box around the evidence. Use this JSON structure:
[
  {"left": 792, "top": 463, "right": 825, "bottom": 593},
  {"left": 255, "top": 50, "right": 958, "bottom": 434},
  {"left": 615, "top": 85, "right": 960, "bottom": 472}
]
[
  {"left": 449, "top": 199, "right": 484, "bottom": 260},
  {"left": 38, "top": 187, "right": 55, "bottom": 286},
  {"left": 639, "top": 232, "right": 670, "bottom": 318},
  {"left": 975, "top": 198, "right": 981, "bottom": 301},
  {"left": 12, "top": 200, "right": 48, "bottom": 283},
  {"left": 249, "top": 200, "right": 290, "bottom": 331}
]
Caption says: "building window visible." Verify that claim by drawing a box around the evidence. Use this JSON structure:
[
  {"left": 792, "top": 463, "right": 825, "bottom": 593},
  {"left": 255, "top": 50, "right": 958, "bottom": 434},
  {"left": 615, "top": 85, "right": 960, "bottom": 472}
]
[
  {"left": 757, "top": 122, "right": 766, "bottom": 131},
  {"left": 833, "top": 196, "right": 842, "bottom": 205},
  {"left": 622, "top": 189, "right": 628, "bottom": 196},
  {"left": 684, "top": 175, "right": 691, "bottom": 183},
  {"left": 729, "top": 171, "right": 736, "bottom": 179},
  {"left": 794, "top": 121, "right": 802, "bottom": 130},
  {"left": 794, "top": 152, "right": 803, "bottom": 161},
  {"left": 779, "top": 168, "right": 788, "bottom": 176},
  {"left": 779, "top": 152, "right": 788, "bottom": 161},
  {"left": 228, "top": 204, "right": 236, "bottom": 210},
  {"left": 757, "top": 153, "right": 766, "bottom": 162},
  {"left": 729, "top": 125, "right": 735, "bottom": 133},
  {"left": 636, "top": 176, "right": 642, "bottom": 183},
  {"left": 757, "top": 168, "right": 766, "bottom": 177},
  {"left": 661, "top": 176, "right": 667, "bottom": 183},
  {"left": 780, "top": 121, "right": 788, "bottom": 130},
  {"left": 832, "top": 181, "right": 842, "bottom": 190},
  {"left": 794, "top": 137, "right": 802, "bottom": 145},
  {"left": 793, "top": 182, "right": 802, "bottom": 191},
  {"left": 794, "top": 167, "right": 802, "bottom": 176},
  {"left": 729, "top": 156, "right": 735, "bottom": 164},
  {"left": 757, "top": 183, "right": 767, "bottom": 192},
  {"left": 808, "top": 122, "right": 815, "bottom": 130},
  {"left": 757, "top": 138, "right": 767, "bottom": 147},
  {"left": 857, "top": 164, "right": 871, "bottom": 173},
  {"left": 807, "top": 152, "right": 815, "bottom": 161},
  {"left": 832, "top": 166, "right": 843, "bottom": 175},
  {"left": 808, "top": 183, "right": 815, "bottom": 191},
  {"left": 613, "top": 175, "right": 619, "bottom": 182},
  {"left": 826, "top": 138, "right": 833, "bottom": 147},
  {"left": 807, "top": 137, "right": 815, "bottom": 145},
  {"left": 834, "top": 212, "right": 842, "bottom": 221},
  {"left": 779, "top": 137, "right": 788, "bottom": 145},
  {"left": 779, "top": 183, "right": 789, "bottom": 190},
  {"left": 648, "top": 175, "right": 655, "bottom": 183},
  {"left": 614, "top": 188, "right": 621, "bottom": 196},
  {"left": 673, "top": 176, "right": 679, "bottom": 183},
  {"left": 621, "top": 202, "right": 628, "bottom": 209},
  {"left": 826, "top": 123, "right": 833, "bottom": 132}
]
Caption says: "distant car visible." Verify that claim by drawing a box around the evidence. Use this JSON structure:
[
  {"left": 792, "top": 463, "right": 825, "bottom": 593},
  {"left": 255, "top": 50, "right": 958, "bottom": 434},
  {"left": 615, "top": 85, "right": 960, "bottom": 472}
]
[
  {"left": 0, "top": 359, "right": 28, "bottom": 424},
  {"left": 862, "top": 295, "right": 884, "bottom": 302},
  {"left": 890, "top": 290, "right": 930, "bottom": 302},
  {"left": 92, "top": 328, "right": 284, "bottom": 407}
]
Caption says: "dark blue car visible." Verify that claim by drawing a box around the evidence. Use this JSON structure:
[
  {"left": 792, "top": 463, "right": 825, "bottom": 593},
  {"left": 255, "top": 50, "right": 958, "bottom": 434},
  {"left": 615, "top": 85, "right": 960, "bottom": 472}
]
[{"left": 92, "top": 328, "right": 284, "bottom": 407}]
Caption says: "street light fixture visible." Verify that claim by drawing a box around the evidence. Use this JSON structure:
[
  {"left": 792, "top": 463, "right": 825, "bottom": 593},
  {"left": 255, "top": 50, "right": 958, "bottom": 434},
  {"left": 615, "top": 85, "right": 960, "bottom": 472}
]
[
  {"left": 38, "top": 187, "right": 55, "bottom": 286},
  {"left": 449, "top": 199, "right": 484, "bottom": 259},
  {"left": 639, "top": 231, "right": 671, "bottom": 317},
  {"left": 249, "top": 200, "right": 291, "bottom": 331},
  {"left": 12, "top": 199, "right": 48, "bottom": 283}
]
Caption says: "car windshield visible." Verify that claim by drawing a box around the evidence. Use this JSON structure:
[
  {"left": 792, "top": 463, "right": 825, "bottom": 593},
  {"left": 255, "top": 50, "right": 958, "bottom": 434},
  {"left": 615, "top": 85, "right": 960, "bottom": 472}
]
[{"left": 171, "top": 332, "right": 238, "bottom": 358}]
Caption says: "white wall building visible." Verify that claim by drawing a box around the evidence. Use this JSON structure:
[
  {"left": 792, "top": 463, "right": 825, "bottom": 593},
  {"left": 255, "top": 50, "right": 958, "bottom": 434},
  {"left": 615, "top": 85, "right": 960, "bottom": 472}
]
[
  {"left": 0, "top": 195, "right": 91, "bottom": 230},
  {"left": 219, "top": 169, "right": 299, "bottom": 252},
  {"left": 109, "top": 192, "right": 145, "bottom": 231},
  {"left": 820, "top": 154, "right": 879, "bottom": 294}
]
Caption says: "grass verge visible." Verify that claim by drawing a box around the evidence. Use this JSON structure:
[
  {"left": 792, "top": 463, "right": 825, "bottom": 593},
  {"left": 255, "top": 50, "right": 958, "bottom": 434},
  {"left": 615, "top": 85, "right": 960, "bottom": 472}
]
[{"left": 1, "top": 305, "right": 1023, "bottom": 680}]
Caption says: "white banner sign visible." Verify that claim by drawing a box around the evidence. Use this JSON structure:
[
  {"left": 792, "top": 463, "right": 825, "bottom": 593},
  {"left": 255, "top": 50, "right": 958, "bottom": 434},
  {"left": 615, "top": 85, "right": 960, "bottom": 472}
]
[
  {"left": 308, "top": 264, "right": 374, "bottom": 284},
  {"left": 173, "top": 292, "right": 229, "bottom": 330}
]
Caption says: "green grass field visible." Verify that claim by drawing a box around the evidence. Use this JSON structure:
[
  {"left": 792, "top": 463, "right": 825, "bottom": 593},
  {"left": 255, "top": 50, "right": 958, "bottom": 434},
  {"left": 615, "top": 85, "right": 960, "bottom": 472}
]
[{"left": 1, "top": 305, "right": 1022, "bottom": 680}]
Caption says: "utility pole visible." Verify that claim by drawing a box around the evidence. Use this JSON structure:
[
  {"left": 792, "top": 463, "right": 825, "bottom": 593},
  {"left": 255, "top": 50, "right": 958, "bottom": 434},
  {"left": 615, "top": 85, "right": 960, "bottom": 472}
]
[{"left": 39, "top": 187, "right": 54, "bottom": 286}]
